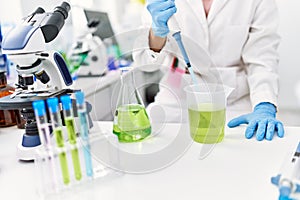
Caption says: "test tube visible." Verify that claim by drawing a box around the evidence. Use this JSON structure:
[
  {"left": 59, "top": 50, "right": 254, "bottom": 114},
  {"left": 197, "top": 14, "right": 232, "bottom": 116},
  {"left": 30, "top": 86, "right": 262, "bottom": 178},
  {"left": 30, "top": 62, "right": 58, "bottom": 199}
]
[
  {"left": 75, "top": 91, "right": 93, "bottom": 177},
  {"left": 61, "top": 95, "right": 82, "bottom": 181},
  {"left": 47, "top": 97, "right": 70, "bottom": 185},
  {"left": 32, "top": 100, "right": 57, "bottom": 188}
]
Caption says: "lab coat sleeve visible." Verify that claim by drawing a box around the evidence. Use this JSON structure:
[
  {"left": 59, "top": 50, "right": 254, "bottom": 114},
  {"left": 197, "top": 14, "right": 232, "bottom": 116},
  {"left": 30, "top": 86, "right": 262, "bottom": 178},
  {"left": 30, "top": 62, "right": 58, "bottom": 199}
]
[
  {"left": 242, "top": 0, "right": 280, "bottom": 108},
  {"left": 132, "top": 7, "right": 177, "bottom": 72}
]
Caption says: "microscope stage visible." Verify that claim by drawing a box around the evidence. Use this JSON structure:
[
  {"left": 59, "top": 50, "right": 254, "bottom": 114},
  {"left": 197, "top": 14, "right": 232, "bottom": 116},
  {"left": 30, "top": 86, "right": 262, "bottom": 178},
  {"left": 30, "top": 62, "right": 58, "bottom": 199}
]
[{"left": 0, "top": 89, "right": 75, "bottom": 110}]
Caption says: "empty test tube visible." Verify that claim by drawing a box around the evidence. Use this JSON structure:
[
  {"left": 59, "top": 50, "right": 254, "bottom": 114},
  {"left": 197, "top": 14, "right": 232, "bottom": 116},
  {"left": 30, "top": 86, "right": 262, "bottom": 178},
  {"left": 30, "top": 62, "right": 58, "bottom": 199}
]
[{"left": 32, "top": 100, "right": 57, "bottom": 188}]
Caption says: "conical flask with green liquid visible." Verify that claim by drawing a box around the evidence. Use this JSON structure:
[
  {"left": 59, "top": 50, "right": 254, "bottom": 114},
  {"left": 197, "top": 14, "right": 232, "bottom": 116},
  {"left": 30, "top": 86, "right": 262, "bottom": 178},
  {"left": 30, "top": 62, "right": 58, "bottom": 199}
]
[{"left": 113, "top": 69, "right": 151, "bottom": 142}]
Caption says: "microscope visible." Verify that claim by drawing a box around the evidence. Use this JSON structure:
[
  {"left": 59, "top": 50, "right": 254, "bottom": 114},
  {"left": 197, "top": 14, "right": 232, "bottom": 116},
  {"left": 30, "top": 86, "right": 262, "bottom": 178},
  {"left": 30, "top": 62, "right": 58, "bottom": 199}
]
[
  {"left": 67, "top": 7, "right": 107, "bottom": 77},
  {"left": 0, "top": 2, "right": 75, "bottom": 160}
]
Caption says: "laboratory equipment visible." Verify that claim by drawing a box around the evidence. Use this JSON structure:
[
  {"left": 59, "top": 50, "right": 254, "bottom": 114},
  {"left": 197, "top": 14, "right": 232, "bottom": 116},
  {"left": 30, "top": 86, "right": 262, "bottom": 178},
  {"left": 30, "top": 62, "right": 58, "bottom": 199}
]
[
  {"left": 15, "top": 110, "right": 26, "bottom": 129},
  {"left": 61, "top": 95, "right": 82, "bottom": 181},
  {"left": 33, "top": 96, "right": 120, "bottom": 197},
  {"left": 105, "top": 38, "right": 120, "bottom": 71},
  {"left": 68, "top": 6, "right": 107, "bottom": 77},
  {"left": 168, "top": 15, "right": 198, "bottom": 85},
  {"left": 0, "top": 2, "right": 73, "bottom": 160},
  {"left": 30, "top": 94, "right": 120, "bottom": 197},
  {"left": 82, "top": 9, "right": 122, "bottom": 64},
  {"left": 184, "top": 84, "right": 232, "bottom": 144},
  {"left": 35, "top": 131, "right": 121, "bottom": 198},
  {"left": 75, "top": 91, "right": 93, "bottom": 177},
  {"left": 113, "top": 69, "right": 151, "bottom": 142},
  {"left": 47, "top": 97, "right": 70, "bottom": 185},
  {"left": 32, "top": 100, "right": 58, "bottom": 189},
  {"left": 0, "top": 71, "right": 16, "bottom": 127},
  {"left": 271, "top": 142, "right": 300, "bottom": 200}
]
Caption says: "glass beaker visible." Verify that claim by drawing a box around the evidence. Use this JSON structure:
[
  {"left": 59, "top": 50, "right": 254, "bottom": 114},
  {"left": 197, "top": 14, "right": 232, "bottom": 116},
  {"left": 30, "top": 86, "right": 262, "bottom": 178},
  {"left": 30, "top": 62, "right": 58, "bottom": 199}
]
[
  {"left": 184, "top": 84, "right": 233, "bottom": 144},
  {"left": 113, "top": 69, "right": 151, "bottom": 142}
]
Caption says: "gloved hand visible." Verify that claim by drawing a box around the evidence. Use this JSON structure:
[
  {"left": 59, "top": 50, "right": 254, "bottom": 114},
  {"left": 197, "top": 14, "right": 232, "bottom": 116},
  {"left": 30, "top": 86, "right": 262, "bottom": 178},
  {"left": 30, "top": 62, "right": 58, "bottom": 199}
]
[
  {"left": 147, "top": 0, "right": 177, "bottom": 38},
  {"left": 227, "top": 102, "right": 284, "bottom": 141}
]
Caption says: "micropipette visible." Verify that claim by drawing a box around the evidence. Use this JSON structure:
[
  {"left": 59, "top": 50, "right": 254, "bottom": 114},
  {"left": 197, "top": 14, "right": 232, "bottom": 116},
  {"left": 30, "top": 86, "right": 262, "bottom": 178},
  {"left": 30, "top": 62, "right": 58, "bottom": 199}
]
[
  {"left": 47, "top": 97, "right": 70, "bottom": 185},
  {"left": 61, "top": 95, "right": 82, "bottom": 181},
  {"left": 168, "top": 15, "right": 198, "bottom": 85},
  {"left": 32, "top": 100, "right": 58, "bottom": 188},
  {"left": 271, "top": 142, "right": 300, "bottom": 199},
  {"left": 75, "top": 91, "right": 93, "bottom": 177}
]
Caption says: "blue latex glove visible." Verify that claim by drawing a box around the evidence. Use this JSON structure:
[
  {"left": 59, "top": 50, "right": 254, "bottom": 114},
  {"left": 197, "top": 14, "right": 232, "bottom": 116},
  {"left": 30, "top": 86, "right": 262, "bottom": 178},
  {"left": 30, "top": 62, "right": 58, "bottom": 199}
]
[
  {"left": 147, "top": 0, "right": 177, "bottom": 38},
  {"left": 227, "top": 102, "right": 284, "bottom": 141}
]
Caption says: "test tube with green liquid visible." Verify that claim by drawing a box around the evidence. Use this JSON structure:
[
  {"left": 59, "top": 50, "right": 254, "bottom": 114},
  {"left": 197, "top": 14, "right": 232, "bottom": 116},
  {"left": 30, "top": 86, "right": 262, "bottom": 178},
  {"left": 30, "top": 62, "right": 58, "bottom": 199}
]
[
  {"left": 61, "top": 95, "right": 82, "bottom": 181},
  {"left": 47, "top": 98, "right": 70, "bottom": 185}
]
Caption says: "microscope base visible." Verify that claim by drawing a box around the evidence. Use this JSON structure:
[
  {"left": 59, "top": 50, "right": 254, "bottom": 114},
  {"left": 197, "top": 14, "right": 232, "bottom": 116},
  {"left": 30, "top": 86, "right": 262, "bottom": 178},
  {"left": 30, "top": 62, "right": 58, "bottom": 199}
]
[{"left": 16, "top": 141, "right": 42, "bottom": 161}]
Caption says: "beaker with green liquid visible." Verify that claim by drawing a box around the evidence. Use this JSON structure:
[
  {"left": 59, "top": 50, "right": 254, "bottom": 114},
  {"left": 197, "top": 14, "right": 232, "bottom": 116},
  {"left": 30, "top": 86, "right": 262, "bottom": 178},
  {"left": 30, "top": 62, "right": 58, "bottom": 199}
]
[
  {"left": 184, "top": 84, "right": 232, "bottom": 144},
  {"left": 113, "top": 69, "right": 151, "bottom": 142}
]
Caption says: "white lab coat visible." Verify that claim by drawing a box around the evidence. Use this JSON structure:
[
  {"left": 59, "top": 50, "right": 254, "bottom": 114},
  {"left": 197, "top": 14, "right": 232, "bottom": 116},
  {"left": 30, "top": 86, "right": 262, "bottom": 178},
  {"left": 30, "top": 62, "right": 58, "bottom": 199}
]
[{"left": 133, "top": 0, "right": 280, "bottom": 123}]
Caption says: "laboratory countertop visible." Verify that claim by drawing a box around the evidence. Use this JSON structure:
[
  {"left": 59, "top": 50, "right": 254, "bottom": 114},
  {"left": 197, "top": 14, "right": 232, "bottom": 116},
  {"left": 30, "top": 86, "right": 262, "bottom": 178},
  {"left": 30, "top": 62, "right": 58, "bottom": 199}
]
[{"left": 0, "top": 122, "right": 299, "bottom": 200}]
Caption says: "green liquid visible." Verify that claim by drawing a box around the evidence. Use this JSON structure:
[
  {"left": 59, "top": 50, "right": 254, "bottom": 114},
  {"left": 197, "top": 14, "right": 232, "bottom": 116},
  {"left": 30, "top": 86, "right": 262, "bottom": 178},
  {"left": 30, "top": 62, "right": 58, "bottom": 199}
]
[
  {"left": 188, "top": 107, "right": 225, "bottom": 144},
  {"left": 54, "top": 128, "right": 65, "bottom": 148},
  {"left": 65, "top": 117, "right": 82, "bottom": 180},
  {"left": 71, "top": 148, "right": 82, "bottom": 180},
  {"left": 113, "top": 104, "right": 151, "bottom": 142},
  {"left": 54, "top": 128, "right": 70, "bottom": 185},
  {"left": 59, "top": 152, "right": 70, "bottom": 184},
  {"left": 65, "top": 118, "right": 77, "bottom": 145}
]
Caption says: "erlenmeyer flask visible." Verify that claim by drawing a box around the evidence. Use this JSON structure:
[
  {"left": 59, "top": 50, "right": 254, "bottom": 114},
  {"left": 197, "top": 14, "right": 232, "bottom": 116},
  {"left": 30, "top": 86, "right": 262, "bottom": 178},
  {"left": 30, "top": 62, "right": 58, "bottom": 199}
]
[{"left": 113, "top": 69, "right": 151, "bottom": 142}]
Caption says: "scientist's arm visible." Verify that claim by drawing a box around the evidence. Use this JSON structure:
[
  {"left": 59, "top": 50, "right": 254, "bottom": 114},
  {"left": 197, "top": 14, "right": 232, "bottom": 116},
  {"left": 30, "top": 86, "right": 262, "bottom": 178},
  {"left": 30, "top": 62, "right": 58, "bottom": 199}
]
[
  {"left": 132, "top": 0, "right": 177, "bottom": 72},
  {"left": 149, "top": 28, "right": 167, "bottom": 52},
  {"left": 227, "top": 0, "right": 284, "bottom": 141},
  {"left": 147, "top": 0, "right": 176, "bottom": 51}
]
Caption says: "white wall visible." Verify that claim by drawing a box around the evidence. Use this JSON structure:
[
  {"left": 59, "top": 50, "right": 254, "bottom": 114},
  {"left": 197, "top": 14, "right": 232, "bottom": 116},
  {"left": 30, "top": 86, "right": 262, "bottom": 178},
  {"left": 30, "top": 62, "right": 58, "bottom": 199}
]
[
  {"left": 0, "top": 0, "right": 22, "bottom": 23},
  {"left": 276, "top": 0, "right": 300, "bottom": 109}
]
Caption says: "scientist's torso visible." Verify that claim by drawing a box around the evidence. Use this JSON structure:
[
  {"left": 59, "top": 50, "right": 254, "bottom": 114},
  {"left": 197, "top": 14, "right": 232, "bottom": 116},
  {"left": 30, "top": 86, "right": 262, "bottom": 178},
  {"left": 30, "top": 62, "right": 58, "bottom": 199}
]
[
  {"left": 143, "top": 0, "right": 278, "bottom": 122},
  {"left": 171, "top": 0, "right": 258, "bottom": 100},
  {"left": 175, "top": 0, "right": 254, "bottom": 66}
]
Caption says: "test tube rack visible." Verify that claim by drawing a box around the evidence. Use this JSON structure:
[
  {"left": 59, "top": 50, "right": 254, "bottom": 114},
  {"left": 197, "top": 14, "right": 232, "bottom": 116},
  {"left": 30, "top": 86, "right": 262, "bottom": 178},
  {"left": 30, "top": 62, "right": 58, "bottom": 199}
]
[{"left": 35, "top": 127, "right": 121, "bottom": 198}]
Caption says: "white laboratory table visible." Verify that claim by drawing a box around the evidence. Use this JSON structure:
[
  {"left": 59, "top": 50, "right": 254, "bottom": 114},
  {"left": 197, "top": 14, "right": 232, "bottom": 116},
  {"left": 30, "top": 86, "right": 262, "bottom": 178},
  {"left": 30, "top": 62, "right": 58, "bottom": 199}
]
[{"left": 0, "top": 121, "right": 299, "bottom": 200}]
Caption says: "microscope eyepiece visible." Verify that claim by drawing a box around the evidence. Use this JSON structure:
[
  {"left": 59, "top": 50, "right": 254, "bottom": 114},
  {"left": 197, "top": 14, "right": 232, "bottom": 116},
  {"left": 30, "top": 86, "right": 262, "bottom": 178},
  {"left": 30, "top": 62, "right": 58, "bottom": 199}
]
[
  {"left": 53, "top": 2, "right": 71, "bottom": 20},
  {"left": 40, "top": 1, "right": 71, "bottom": 43}
]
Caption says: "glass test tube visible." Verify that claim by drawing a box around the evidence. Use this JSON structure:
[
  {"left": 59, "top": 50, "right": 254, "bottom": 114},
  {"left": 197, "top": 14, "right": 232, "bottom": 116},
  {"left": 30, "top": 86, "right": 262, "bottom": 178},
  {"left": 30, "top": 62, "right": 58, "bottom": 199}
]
[
  {"left": 61, "top": 95, "right": 82, "bottom": 181},
  {"left": 75, "top": 91, "right": 93, "bottom": 177},
  {"left": 47, "top": 98, "right": 70, "bottom": 185},
  {"left": 32, "top": 100, "right": 58, "bottom": 188}
]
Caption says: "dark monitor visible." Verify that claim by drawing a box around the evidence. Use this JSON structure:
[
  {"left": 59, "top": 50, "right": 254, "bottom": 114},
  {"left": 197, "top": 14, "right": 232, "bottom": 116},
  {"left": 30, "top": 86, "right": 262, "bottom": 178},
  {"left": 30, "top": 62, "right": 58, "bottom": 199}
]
[{"left": 84, "top": 9, "right": 118, "bottom": 45}]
